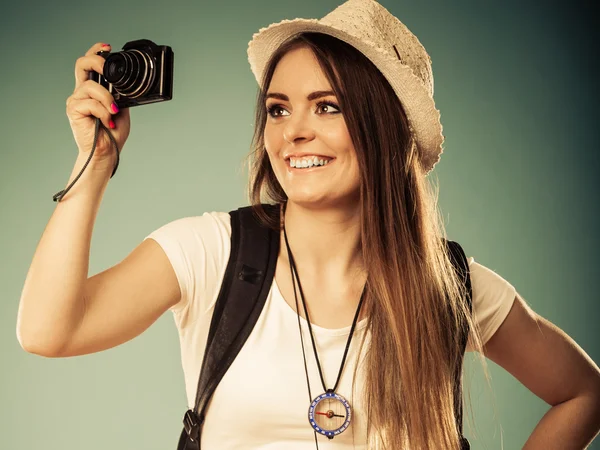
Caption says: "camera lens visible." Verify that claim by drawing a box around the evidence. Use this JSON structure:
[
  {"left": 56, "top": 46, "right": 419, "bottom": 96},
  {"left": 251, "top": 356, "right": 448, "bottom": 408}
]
[
  {"left": 105, "top": 55, "right": 127, "bottom": 81},
  {"left": 103, "top": 49, "right": 156, "bottom": 99}
]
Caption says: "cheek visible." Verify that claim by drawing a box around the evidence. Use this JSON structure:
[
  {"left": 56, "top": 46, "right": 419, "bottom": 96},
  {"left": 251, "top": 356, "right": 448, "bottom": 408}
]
[
  {"left": 263, "top": 123, "right": 281, "bottom": 154},
  {"left": 263, "top": 128, "right": 285, "bottom": 179},
  {"left": 320, "top": 122, "right": 355, "bottom": 156}
]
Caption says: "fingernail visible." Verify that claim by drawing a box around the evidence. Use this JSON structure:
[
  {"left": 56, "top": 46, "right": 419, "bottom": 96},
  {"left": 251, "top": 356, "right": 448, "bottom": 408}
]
[
  {"left": 109, "top": 120, "right": 116, "bottom": 129},
  {"left": 111, "top": 103, "right": 119, "bottom": 113},
  {"left": 102, "top": 43, "right": 110, "bottom": 47}
]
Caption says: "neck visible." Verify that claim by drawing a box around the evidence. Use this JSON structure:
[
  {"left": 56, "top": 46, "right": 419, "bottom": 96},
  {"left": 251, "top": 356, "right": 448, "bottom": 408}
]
[{"left": 282, "top": 200, "right": 364, "bottom": 280}]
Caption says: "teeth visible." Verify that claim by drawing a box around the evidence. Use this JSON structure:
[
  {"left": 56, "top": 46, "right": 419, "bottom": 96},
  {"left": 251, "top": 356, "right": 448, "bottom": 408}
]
[{"left": 290, "top": 156, "right": 331, "bottom": 169}]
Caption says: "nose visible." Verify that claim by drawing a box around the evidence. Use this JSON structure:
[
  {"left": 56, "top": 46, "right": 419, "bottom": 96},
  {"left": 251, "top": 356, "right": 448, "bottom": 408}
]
[{"left": 283, "top": 110, "right": 315, "bottom": 145}]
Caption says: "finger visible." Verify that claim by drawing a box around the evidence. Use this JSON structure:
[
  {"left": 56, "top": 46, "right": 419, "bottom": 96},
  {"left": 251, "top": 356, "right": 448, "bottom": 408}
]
[
  {"left": 74, "top": 43, "right": 111, "bottom": 90},
  {"left": 74, "top": 54, "right": 108, "bottom": 90},
  {"left": 71, "top": 80, "right": 117, "bottom": 116},
  {"left": 85, "top": 42, "right": 111, "bottom": 57},
  {"left": 67, "top": 98, "right": 114, "bottom": 130}
]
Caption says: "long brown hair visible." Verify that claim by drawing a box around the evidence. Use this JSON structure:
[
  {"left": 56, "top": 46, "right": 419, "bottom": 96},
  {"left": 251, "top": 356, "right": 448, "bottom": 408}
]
[{"left": 247, "top": 32, "right": 488, "bottom": 449}]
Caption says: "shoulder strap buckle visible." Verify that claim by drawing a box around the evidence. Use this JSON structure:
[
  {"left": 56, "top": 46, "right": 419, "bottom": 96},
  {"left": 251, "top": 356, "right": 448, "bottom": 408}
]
[{"left": 183, "top": 409, "right": 203, "bottom": 442}]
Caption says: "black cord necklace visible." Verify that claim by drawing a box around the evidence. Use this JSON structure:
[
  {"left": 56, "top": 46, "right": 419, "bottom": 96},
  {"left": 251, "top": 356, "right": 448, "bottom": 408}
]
[{"left": 282, "top": 217, "right": 366, "bottom": 444}]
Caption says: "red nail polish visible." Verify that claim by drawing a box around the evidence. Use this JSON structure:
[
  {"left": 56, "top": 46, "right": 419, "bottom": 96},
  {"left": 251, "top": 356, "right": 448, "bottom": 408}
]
[
  {"left": 111, "top": 103, "right": 119, "bottom": 113},
  {"left": 109, "top": 120, "right": 116, "bottom": 129}
]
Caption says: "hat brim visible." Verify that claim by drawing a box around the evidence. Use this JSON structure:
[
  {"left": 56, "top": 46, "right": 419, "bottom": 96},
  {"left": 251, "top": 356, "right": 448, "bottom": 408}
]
[{"left": 247, "top": 18, "right": 444, "bottom": 173}]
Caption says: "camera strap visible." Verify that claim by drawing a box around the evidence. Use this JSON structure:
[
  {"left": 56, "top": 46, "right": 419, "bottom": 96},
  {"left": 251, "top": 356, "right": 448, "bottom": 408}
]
[{"left": 52, "top": 118, "right": 120, "bottom": 202}]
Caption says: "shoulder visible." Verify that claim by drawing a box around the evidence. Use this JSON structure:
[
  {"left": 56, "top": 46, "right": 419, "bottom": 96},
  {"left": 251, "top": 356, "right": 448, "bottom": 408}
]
[
  {"left": 144, "top": 211, "right": 232, "bottom": 244},
  {"left": 467, "top": 256, "right": 515, "bottom": 295},
  {"left": 143, "top": 211, "right": 234, "bottom": 318},
  {"left": 466, "top": 256, "right": 517, "bottom": 350}
]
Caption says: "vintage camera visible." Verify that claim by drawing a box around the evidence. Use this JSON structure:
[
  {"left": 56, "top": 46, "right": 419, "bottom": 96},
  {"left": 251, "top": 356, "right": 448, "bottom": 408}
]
[{"left": 88, "top": 39, "right": 173, "bottom": 109}]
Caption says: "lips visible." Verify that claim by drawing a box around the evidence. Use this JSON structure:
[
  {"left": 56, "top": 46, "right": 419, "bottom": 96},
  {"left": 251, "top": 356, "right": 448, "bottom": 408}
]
[
  {"left": 284, "top": 152, "right": 334, "bottom": 161},
  {"left": 285, "top": 158, "right": 335, "bottom": 172}
]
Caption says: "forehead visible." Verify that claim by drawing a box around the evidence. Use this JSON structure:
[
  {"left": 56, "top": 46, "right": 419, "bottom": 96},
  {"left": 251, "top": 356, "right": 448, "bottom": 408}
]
[{"left": 268, "top": 46, "right": 332, "bottom": 93}]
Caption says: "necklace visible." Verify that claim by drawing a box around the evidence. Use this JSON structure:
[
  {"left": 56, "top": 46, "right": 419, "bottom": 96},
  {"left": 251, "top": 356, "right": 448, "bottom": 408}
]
[{"left": 282, "top": 221, "right": 366, "bottom": 444}]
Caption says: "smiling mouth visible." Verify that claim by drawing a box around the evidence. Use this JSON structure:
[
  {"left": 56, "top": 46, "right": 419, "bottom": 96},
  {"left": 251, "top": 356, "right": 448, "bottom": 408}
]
[
  {"left": 286, "top": 157, "right": 335, "bottom": 171},
  {"left": 285, "top": 158, "right": 335, "bottom": 173}
]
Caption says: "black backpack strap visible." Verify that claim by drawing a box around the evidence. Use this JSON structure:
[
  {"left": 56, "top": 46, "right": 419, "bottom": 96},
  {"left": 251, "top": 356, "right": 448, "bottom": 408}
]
[
  {"left": 178, "top": 204, "right": 280, "bottom": 450},
  {"left": 445, "top": 239, "right": 473, "bottom": 450}
]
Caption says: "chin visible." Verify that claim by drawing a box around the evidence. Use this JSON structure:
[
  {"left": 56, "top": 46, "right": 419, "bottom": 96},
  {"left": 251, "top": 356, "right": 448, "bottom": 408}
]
[
  {"left": 286, "top": 191, "right": 330, "bottom": 207},
  {"left": 285, "top": 187, "right": 359, "bottom": 210}
]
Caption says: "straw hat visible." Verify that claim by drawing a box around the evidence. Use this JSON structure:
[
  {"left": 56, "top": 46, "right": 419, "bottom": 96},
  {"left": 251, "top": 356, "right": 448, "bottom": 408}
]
[{"left": 247, "top": 0, "right": 444, "bottom": 174}]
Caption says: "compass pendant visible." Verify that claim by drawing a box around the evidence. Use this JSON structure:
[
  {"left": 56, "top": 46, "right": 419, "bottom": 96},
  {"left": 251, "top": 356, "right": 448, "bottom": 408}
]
[{"left": 308, "top": 391, "right": 352, "bottom": 439}]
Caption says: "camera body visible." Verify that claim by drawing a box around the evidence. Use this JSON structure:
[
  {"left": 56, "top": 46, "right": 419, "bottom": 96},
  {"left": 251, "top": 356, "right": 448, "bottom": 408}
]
[{"left": 88, "top": 39, "right": 173, "bottom": 109}]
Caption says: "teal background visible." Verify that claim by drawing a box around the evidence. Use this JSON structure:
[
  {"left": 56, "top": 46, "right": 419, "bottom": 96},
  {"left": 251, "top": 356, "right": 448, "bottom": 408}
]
[{"left": 1, "top": 0, "right": 598, "bottom": 448}]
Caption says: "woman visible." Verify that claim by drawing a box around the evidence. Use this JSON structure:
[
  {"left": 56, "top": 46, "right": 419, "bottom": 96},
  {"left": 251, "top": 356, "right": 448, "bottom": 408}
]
[{"left": 16, "top": 0, "right": 600, "bottom": 449}]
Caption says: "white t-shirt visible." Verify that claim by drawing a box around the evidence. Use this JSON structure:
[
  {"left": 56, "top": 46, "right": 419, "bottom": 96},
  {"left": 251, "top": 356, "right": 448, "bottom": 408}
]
[{"left": 144, "top": 211, "right": 516, "bottom": 450}]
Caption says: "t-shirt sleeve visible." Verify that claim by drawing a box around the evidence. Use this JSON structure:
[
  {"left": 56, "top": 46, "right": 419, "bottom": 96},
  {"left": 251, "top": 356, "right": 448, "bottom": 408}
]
[
  {"left": 465, "top": 257, "right": 517, "bottom": 352},
  {"left": 142, "top": 211, "right": 232, "bottom": 328}
]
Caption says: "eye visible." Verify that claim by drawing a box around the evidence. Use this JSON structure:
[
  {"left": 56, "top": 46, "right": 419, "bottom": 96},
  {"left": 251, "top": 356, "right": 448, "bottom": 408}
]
[
  {"left": 316, "top": 100, "right": 341, "bottom": 114},
  {"left": 266, "top": 104, "right": 289, "bottom": 118}
]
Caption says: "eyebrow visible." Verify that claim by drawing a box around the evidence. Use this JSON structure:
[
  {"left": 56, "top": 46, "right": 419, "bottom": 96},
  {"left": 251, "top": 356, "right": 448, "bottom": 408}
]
[{"left": 265, "top": 90, "right": 336, "bottom": 102}]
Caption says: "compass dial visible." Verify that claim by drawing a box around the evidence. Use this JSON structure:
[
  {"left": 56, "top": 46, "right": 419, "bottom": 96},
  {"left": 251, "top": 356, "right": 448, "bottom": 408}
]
[{"left": 308, "top": 391, "right": 352, "bottom": 439}]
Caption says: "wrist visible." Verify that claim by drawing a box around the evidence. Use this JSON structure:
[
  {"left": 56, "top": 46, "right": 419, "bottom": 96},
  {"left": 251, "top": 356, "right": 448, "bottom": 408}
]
[
  {"left": 75, "top": 151, "right": 117, "bottom": 176},
  {"left": 67, "top": 152, "right": 115, "bottom": 189}
]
